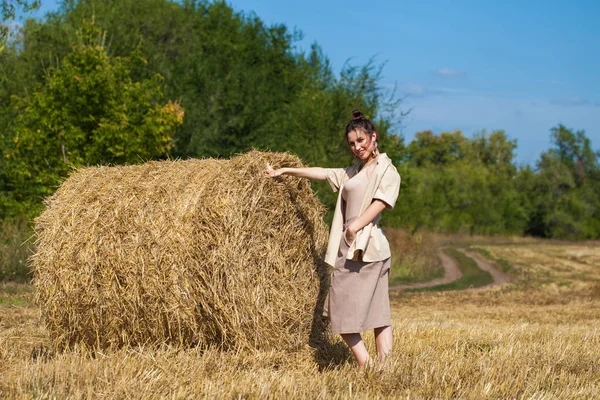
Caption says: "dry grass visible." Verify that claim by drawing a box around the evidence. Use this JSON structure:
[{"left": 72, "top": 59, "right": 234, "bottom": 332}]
[
  {"left": 475, "top": 242, "right": 600, "bottom": 289},
  {"left": 431, "top": 232, "right": 544, "bottom": 247},
  {"left": 386, "top": 229, "right": 444, "bottom": 285},
  {"left": 385, "top": 230, "right": 542, "bottom": 286},
  {"left": 31, "top": 150, "right": 330, "bottom": 352},
  {"left": 0, "top": 218, "right": 34, "bottom": 283},
  {"left": 2, "top": 242, "right": 600, "bottom": 398}
]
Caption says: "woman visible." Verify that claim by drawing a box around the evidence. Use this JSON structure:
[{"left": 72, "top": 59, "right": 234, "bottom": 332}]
[{"left": 265, "top": 109, "right": 401, "bottom": 367}]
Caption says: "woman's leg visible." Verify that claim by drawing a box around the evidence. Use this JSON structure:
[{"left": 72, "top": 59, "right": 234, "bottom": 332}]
[
  {"left": 340, "top": 333, "right": 370, "bottom": 367},
  {"left": 374, "top": 325, "right": 393, "bottom": 360}
]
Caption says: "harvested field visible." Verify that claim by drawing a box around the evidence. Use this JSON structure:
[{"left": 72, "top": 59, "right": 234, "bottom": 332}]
[
  {"left": 31, "top": 151, "right": 330, "bottom": 352},
  {"left": 2, "top": 242, "right": 600, "bottom": 398},
  {"left": 474, "top": 242, "right": 600, "bottom": 290}
]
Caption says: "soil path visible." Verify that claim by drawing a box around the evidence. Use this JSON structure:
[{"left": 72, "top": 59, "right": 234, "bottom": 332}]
[
  {"left": 458, "top": 249, "right": 511, "bottom": 288},
  {"left": 390, "top": 247, "right": 510, "bottom": 291}
]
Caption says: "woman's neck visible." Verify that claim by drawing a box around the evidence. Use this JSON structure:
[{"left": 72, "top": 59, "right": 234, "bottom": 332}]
[{"left": 360, "top": 154, "right": 378, "bottom": 170}]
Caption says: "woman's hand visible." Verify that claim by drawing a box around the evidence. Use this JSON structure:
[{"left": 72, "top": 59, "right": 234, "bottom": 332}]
[
  {"left": 264, "top": 164, "right": 328, "bottom": 181},
  {"left": 265, "top": 163, "right": 282, "bottom": 177},
  {"left": 345, "top": 225, "right": 358, "bottom": 244},
  {"left": 345, "top": 200, "right": 388, "bottom": 244}
]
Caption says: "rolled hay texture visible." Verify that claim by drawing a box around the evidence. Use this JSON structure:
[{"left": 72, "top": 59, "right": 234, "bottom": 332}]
[{"left": 32, "top": 150, "right": 330, "bottom": 352}]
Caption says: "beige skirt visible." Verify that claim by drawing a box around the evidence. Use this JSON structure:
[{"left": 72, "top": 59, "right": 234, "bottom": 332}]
[{"left": 324, "top": 223, "right": 391, "bottom": 334}]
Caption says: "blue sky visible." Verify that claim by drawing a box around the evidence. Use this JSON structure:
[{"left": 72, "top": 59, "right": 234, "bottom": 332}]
[{"left": 20, "top": 0, "right": 600, "bottom": 164}]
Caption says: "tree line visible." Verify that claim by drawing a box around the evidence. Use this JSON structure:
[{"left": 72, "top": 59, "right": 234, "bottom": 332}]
[{"left": 1, "top": 0, "right": 598, "bottom": 239}]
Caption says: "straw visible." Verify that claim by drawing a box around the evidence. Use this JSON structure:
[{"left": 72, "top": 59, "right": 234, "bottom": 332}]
[{"left": 31, "top": 150, "right": 330, "bottom": 352}]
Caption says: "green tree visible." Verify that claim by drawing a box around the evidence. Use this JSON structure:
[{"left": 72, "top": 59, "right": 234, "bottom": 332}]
[
  {"left": 549, "top": 124, "right": 598, "bottom": 184},
  {"left": 470, "top": 130, "right": 517, "bottom": 172},
  {"left": 526, "top": 125, "right": 599, "bottom": 239},
  {"left": 406, "top": 130, "right": 468, "bottom": 167},
  {"left": 0, "top": 20, "right": 183, "bottom": 218},
  {"left": 1, "top": 0, "right": 40, "bottom": 46},
  {"left": 1, "top": 0, "right": 405, "bottom": 219},
  {"left": 392, "top": 129, "right": 526, "bottom": 235},
  {"left": 16, "top": 0, "right": 404, "bottom": 159}
]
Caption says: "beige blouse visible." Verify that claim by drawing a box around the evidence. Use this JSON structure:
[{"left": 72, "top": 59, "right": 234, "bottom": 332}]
[
  {"left": 324, "top": 153, "right": 401, "bottom": 266},
  {"left": 341, "top": 164, "right": 371, "bottom": 221}
]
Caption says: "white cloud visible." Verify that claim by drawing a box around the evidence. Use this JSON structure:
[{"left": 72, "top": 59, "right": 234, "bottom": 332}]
[
  {"left": 400, "top": 82, "right": 471, "bottom": 98},
  {"left": 549, "top": 96, "right": 594, "bottom": 107},
  {"left": 402, "top": 83, "right": 426, "bottom": 96},
  {"left": 434, "top": 67, "right": 466, "bottom": 78}
]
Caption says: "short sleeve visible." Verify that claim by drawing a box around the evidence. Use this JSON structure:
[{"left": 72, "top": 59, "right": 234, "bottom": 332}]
[
  {"left": 325, "top": 168, "right": 347, "bottom": 192},
  {"left": 373, "top": 166, "right": 401, "bottom": 209}
]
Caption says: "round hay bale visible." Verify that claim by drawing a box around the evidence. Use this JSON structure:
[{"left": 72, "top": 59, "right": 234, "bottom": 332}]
[{"left": 31, "top": 150, "right": 330, "bottom": 351}]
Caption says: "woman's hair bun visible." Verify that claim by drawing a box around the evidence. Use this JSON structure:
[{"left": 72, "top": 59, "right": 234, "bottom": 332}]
[
  {"left": 345, "top": 107, "right": 376, "bottom": 137},
  {"left": 351, "top": 109, "right": 365, "bottom": 121}
]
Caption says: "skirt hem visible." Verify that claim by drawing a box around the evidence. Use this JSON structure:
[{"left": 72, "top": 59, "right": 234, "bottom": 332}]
[{"left": 330, "top": 321, "right": 392, "bottom": 335}]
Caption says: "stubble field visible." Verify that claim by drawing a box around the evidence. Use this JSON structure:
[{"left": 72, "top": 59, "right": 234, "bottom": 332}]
[{"left": 1, "top": 238, "right": 599, "bottom": 399}]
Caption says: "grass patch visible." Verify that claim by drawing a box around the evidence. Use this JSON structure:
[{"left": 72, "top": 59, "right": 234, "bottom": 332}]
[
  {"left": 390, "top": 258, "right": 444, "bottom": 285},
  {"left": 0, "top": 298, "right": 31, "bottom": 306},
  {"left": 470, "top": 246, "right": 513, "bottom": 273},
  {"left": 387, "top": 229, "right": 444, "bottom": 285},
  {"left": 0, "top": 283, "right": 34, "bottom": 305},
  {"left": 0, "top": 217, "right": 34, "bottom": 283},
  {"left": 409, "top": 247, "right": 493, "bottom": 292}
]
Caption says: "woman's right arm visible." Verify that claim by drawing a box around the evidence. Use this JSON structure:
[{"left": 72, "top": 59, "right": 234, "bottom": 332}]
[{"left": 265, "top": 163, "right": 327, "bottom": 181}]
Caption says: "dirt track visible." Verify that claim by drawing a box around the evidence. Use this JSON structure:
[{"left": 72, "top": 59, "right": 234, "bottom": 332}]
[
  {"left": 390, "top": 247, "right": 510, "bottom": 291},
  {"left": 458, "top": 248, "right": 511, "bottom": 288}
]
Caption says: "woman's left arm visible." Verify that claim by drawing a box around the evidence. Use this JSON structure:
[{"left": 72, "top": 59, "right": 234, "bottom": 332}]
[{"left": 345, "top": 200, "right": 387, "bottom": 242}]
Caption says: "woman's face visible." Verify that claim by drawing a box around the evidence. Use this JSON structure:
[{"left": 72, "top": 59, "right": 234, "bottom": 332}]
[{"left": 347, "top": 129, "right": 377, "bottom": 162}]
